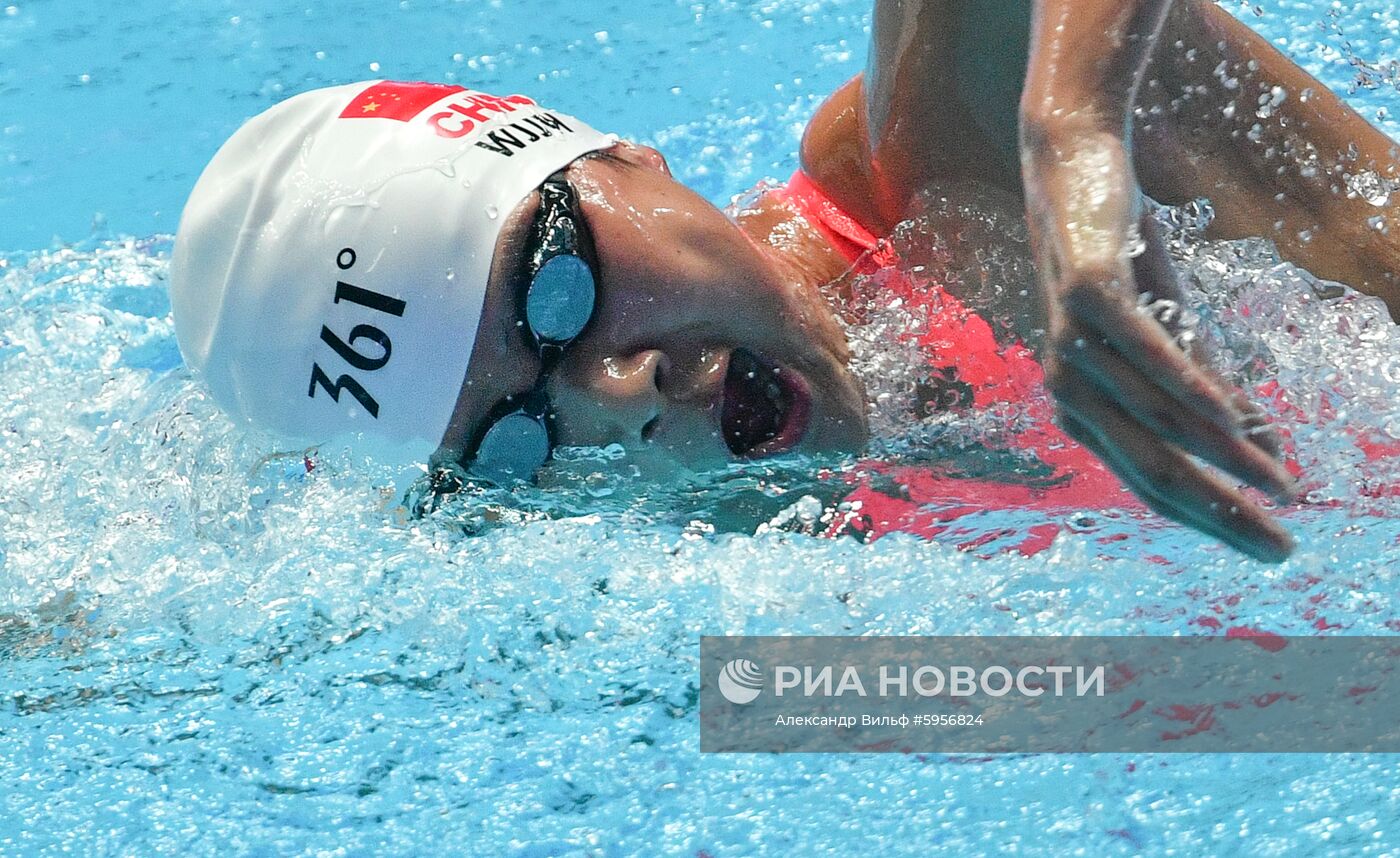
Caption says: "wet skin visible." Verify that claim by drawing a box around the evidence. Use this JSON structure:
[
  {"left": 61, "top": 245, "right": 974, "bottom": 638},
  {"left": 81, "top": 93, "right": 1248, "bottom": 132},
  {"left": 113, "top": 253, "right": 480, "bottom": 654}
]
[
  {"left": 437, "top": 142, "right": 868, "bottom": 472},
  {"left": 439, "top": 0, "right": 1400, "bottom": 562},
  {"left": 802, "top": 0, "right": 1400, "bottom": 563}
]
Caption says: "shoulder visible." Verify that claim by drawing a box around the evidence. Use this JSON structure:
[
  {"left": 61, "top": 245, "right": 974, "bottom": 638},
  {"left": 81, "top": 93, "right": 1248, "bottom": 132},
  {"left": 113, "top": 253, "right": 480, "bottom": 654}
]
[
  {"left": 798, "top": 67, "right": 1021, "bottom": 240},
  {"left": 797, "top": 76, "right": 890, "bottom": 236}
]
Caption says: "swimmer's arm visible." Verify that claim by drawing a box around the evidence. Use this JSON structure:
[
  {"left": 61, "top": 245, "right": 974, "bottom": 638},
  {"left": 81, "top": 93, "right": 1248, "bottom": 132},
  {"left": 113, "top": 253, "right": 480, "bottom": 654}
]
[
  {"left": 1136, "top": 2, "right": 1400, "bottom": 318},
  {"left": 1019, "top": 0, "right": 1298, "bottom": 562},
  {"left": 799, "top": 0, "right": 1030, "bottom": 233},
  {"left": 799, "top": 0, "right": 1299, "bottom": 558}
]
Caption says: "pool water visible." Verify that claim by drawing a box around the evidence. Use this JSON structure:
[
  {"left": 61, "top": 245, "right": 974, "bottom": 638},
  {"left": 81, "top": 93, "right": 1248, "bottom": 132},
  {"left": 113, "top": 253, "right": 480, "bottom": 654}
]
[{"left": 2, "top": 1, "right": 1399, "bottom": 854}]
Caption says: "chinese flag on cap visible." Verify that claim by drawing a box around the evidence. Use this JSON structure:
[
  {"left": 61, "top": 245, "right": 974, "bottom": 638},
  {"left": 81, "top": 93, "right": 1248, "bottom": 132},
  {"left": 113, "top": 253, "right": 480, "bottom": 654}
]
[{"left": 340, "top": 81, "right": 467, "bottom": 122}]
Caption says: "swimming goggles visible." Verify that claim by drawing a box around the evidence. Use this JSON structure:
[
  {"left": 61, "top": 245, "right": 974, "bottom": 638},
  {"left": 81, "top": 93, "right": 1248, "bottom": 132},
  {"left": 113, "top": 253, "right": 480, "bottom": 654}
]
[{"left": 463, "top": 175, "right": 598, "bottom": 484}]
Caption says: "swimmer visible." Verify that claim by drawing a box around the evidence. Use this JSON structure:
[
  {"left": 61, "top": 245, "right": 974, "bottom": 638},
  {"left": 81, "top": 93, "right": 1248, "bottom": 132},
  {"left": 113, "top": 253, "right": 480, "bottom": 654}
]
[{"left": 170, "top": 0, "right": 1400, "bottom": 562}]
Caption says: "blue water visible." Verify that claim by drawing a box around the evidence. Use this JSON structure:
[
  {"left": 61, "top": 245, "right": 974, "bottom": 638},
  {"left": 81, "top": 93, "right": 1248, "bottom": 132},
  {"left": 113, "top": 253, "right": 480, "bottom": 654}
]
[{"left": 2, "top": 1, "right": 1400, "bottom": 855}]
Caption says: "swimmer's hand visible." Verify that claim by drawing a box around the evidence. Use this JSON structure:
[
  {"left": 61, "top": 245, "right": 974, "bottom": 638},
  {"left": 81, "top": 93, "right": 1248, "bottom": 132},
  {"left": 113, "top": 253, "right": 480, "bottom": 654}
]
[
  {"left": 1016, "top": 0, "right": 1298, "bottom": 562},
  {"left": 1021, "top": 125, "right": 1298, "bottom": 562}
]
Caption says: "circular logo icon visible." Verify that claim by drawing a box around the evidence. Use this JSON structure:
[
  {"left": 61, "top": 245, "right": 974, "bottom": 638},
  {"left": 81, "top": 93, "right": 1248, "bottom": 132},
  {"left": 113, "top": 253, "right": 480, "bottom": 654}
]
[{"left": 718, "top": 658, "right": 763, "bottom": 705}]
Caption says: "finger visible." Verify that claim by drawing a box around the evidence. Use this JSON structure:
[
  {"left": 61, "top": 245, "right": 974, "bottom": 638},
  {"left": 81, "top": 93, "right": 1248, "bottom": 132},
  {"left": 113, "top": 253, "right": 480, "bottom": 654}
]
[
  {"left": 1226, "top": 389, "right": 1286, "bottom": 460},
  {"left": 1176, "top": 339, "right": 1286, "bottom": 461},
  {"left": 1057, "top": 337, "right": 1297, "bottom": 501},
  {"left": 1130, "top": 210, "right": 1190, "bottom": 309},
  {"left": 1057, "top": 402, "right": 1296, "bottom": 564},
  {"left": 1060, "top": 411, "right": 1295, "bottom": 563},
  {"left": 1058, "top": 409, "right": 1257, "bottom": 555},
  {"left": 1066, "top": 284, "right": 1243, "bottom": 436},
  {"left": 1131, "top": 214, "right": 1209, "bottom": 365},
  {"left": 1131, "top": 212, "right": 1287, "bottom": 462}
]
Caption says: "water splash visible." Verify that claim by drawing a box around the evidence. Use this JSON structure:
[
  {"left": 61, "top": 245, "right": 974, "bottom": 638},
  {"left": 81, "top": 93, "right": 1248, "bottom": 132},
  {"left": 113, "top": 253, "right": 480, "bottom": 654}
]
[
  {"left": 1, "top": 218, "right": 1398, "bottom": 858},
  {"left": 3, "top": 0, "right": 1400, "bottom": 847},
  {"left": 1158, "top": 206, "right": 1400, "bottom": 510}
]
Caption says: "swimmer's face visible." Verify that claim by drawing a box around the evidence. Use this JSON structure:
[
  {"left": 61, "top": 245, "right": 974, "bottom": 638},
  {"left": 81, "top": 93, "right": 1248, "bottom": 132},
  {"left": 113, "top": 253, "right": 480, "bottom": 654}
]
[{"left": 440, "top": 142, "right": 868, "bottom": 473}]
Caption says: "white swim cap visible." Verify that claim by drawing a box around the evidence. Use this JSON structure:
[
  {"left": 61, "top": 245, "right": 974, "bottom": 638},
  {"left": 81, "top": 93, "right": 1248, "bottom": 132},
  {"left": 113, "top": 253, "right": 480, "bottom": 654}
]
[{"left": 170, "top": 81, "right": 613, "bottom": 462}]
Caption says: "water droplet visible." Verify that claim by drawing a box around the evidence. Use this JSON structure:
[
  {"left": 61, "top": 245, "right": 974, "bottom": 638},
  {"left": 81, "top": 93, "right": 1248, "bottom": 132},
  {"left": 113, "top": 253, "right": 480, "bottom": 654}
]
[
  {"left": 1344, "top": 170, "right": 1395, "bottom": 207},
  {"left": 584, "top": 472, "right": 614, "bottom": 498},
  {"left": 485, "top": 204, "right": 499, "bottom": 219},
  {"left": 1256, "top": 85, "right": 1287, "bottom": 120}
]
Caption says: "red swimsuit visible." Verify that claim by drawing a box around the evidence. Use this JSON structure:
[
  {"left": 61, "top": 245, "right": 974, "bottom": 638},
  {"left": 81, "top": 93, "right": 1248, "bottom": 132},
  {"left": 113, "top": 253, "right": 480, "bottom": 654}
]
[
  {"left": 774, "top": 171, "right": 1136, "bottom": 551},
  {"left": 773, "top": 171, "right": 1396, "bottom": 555}
]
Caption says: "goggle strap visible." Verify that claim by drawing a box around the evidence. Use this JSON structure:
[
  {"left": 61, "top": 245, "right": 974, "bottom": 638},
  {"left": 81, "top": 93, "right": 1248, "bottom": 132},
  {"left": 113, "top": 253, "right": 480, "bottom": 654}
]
[{"left": 530, "top": 179, "right": 584, "bottom": 270}]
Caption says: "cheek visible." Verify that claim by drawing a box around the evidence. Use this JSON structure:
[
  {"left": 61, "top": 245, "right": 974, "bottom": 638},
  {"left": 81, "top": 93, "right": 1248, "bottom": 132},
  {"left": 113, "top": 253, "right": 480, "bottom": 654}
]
[
  {"left": 472, "top": 322, "right": 528, "bottom": 384},
  {"left": 542, "top": 383, "right": 603, "bottom": 447},
  {"left": 588, "top": 194, "right": 787, "bottom": 330}
]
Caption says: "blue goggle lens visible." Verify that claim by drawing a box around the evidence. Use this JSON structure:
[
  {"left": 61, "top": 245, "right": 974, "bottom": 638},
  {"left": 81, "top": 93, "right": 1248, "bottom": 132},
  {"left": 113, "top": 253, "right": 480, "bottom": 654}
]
[
  {"left": 473, "top": 411, "right": 552, "bottom": 485},
  {"left": 526, "top": 254, "right": 595, "bottom": 344}
]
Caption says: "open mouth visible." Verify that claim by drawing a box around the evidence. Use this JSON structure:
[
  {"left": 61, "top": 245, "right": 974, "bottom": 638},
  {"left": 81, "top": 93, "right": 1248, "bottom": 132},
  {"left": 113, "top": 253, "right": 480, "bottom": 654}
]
[{"left": 720, "top": 348, "right": 811, "bottom": 458}]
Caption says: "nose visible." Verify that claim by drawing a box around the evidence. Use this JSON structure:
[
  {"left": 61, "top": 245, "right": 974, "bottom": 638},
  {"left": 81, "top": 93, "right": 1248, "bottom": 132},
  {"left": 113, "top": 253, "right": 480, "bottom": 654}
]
[
  {"left": 549, "top": 350, "right": 671, "bottom": 446},
  {"left": 611, "top": 141, "right": 672, "bottom": 176},
  {"left": 635, "top": 145, "right": 672, "bottom": 176}
]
